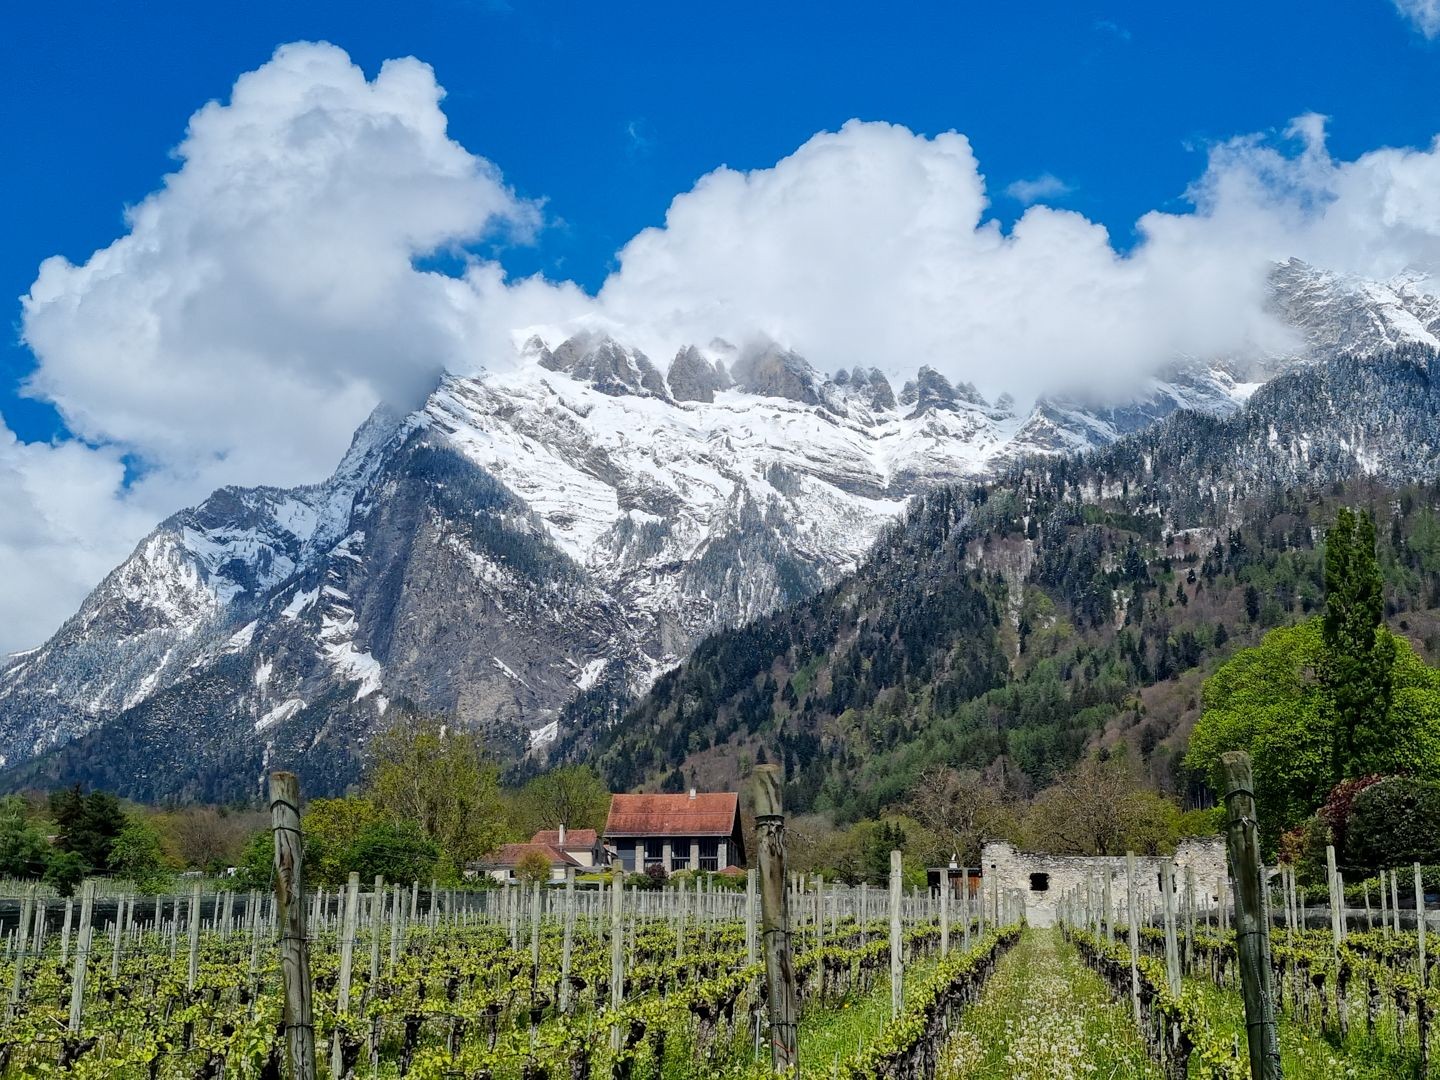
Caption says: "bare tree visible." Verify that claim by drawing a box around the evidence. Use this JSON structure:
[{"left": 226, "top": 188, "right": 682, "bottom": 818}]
[
  {"left": 1023, "top": 754, "right": 1180, "bottom": 855},
  {"left": 905, "top": 766, "right": 1012, "bottom": 866},
  {"left": 161, "top": 807, "right": 264, "bottom": 871}
]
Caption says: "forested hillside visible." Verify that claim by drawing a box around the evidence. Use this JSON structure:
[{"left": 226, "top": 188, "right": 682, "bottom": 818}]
[{"left": 566, "top": 344, "right": 1440, "bottom": 818}]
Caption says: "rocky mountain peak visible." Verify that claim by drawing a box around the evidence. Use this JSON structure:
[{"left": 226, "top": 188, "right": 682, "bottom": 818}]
[
  {"left": 539, "top": 332, "right": 670, "bottom": 400},
  {"left": 666, "top": 345, "right": 731, "bottom": 403},
  {"left": 902, "top": 365, "right": 987, "bottom": 417},
  {"left": 730, "top": 342, "right": 823, "bottom": 404}
]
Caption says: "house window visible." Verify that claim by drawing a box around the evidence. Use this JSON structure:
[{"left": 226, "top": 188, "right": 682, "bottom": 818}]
[
  {"left": 1029, "top": 873, "right": 1050, "bottom": 893},
  {"left": 671, "top": 840, "right": 691, "bottom": 871},
  {"left": 699, "top": 839, "right": 719, "bottom": 872},
  {"left": 620, "top": 847, "right": 636, "bottom": 872},
  {"left": 645, "top": 839, "right": 665, "bottom": 869}
]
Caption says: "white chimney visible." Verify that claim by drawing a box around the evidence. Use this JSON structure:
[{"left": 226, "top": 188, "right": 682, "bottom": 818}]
[
  {"left": 558, "top": 824, "right": 567, "bottom": 845},
  {"left": 688, "top": 787, "right": 697, "bottom": 800}
]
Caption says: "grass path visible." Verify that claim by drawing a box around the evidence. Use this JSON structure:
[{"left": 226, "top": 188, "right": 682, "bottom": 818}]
[{"left": 937, "top": 928, "right": 1161, "bottom": 1080}]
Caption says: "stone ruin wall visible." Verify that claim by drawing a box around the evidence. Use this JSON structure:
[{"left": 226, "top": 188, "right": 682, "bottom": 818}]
[{"left": 980, "top": 837, "right": 1228, "bottom": 928}]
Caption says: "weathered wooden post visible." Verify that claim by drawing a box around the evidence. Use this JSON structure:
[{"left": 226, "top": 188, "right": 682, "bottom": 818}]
[
  {"left": 1125, "top": 853, "right": 1141, "bottom": 1025},
  {"left": 367, "top": 875, "right": 384, "bottom": 989},
  {"left": 270, "top": 770, "right": 316, "bottom": 1080},
  {"left": 1220, "top": 751, "right": 1281, "bottom": 1080},
  {"left": 331, "top": 871, "right": 360, "bottom": 1076},
  {"left": 187, "top": 880, "right": 202, "bottom": 991},
  {"left": 745, "top": 868, "right": 758, "bottom": 966},
  {"left": 1326, "top": 845, "right": 1343, "bottom": 954},
  {"left": 1162, "top": 859, "right": 1181, "bottom": 996},
  {"left": 609, "top": 867, "right": 624, "bottom": 1050},
  {"left": 939, "top": 866, "right": 950, "bottom": 956},
  {"left": 752, "top": 764, "right": 797, "bottom": 1072},
  {"left": 559, "top": 868, "right": 576, "bottom": 1014},
  {"left": 1416, "top": 863, "right": 1428, "bottom": 985},
  {"left": 67, "top": 880, "right": 95, "bottom": 1034},
  {"left": 7, "top": 887, "right": 33, "bottom": 1019},
  {"left": 889, "top": 850, "right": 903, "bottom": 1019}
]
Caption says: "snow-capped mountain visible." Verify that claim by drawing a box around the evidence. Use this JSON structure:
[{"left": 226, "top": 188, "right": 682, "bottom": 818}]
[{"left": 2, "top": 259, "right": 1436, "bottom": 800}]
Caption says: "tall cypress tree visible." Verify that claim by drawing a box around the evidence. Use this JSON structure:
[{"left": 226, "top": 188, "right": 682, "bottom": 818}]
[{"left": 1323, "top": 508, "right": 1397, "bottom": 781}]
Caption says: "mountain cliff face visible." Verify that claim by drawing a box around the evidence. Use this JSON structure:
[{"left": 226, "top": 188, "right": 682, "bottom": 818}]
[
  {"left": 2, "top": 260, "right": 1437, "bottom": 800},
  {"left": 578, "top": 342, "right": 1440, "bottom": 814}
]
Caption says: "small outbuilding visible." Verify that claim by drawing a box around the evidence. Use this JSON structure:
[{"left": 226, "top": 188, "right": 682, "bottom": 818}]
[{"left": 472, "top": 825, "right": 609, "bottom": 884}]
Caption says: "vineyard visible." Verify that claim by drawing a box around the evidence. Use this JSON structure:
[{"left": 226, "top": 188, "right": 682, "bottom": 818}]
[
  {"left": 0, "top": 867, "right": 1027, "bottom": 1080},
  {"left": 4, "top": 861, "right": 1440, "bottom": 1078}
]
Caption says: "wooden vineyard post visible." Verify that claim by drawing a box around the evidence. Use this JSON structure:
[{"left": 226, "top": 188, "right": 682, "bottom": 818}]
[
  {"left": 609, "top": 867, "right": 624, "bottom": 1051},
  {"left": 7, "top": 887, "right": 33, "bottom": 1019},
  {"left": 270, "top": 770, "right": 316, "bottom": 1080},
  {"left": 560, "top": 868, "right": 576, "bottom": 1014},
  {"left": 1162, "top": 859, "right": 1181, "bottom": 996},
  {"left": 1417, "top": 863, "right": 1428, "bottom": 985},
  {"left": 889, "top": 850, "right": 903, "bottom": 1019},
  {"left": 68, "top": 880, "right": 95, "bottom": 1033},
  {"left": 752, "top": 764, "right": 797, "bottom": 1072},
  {"left": 332, "top": 871, "right": 360, "bottom": 1076},
  {"left": 1220, "top": 751, "right": 1282, "bottom": 1080},
  {"left": 1379, "top": 869, "right": 1389, "bottom": 939},
  {"left": 745, "top": 868, "right": 757, "bottom": 966},
  {"left": 368, "top": 875, "right": 384, "bottom": 989},
  {"left": 187, "top": 880, "right": 202, "bottom": 991},
  {"left": 940, "top": 866, "right": 950, "bottom": 956},
  {"left": 1326, "top": 845, "right": 1342, "bottom": 955},
  {"left": 1125, "top": 852, "right": 1141, "bottom": 1026},
  {"left": 1104, "top": 870, "right": 1115, "bottom": 946},
  {"left": 60, "top": 897, "right": 73, "bottom": 967},
  {"left": 961, "top": 870, "right": 971, "bottom": 951}
]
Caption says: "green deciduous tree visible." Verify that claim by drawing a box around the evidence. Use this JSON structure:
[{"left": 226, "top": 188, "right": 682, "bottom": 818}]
[
  {"left": 1346, "top": 777, "right": 1440, "bottom": 872},
  {"left": 0, "top": 797, "right": 50, "bottom": 878},
  {"left": 108, "top": 815, "right": 172, "bottom": 892},
  {"left": 510, "top": 765, "right": 611, "bottom": 837},
  {"left": 1187, "top": 618, "right": 1440, "bottom": 846},
  {"left": 368, "top": 716, "right": 505, "bottom": 876}
]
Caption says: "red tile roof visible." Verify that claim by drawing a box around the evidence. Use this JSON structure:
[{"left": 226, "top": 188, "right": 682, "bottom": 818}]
[
  {"left": 480, "top": 842, "right": 581, "bottom": 868},
  {"left": 605, "top": 792, "right": 739, "bottom": 838},
  {"left": 531, "top": 828, "right": 599, "bottom": 848}
]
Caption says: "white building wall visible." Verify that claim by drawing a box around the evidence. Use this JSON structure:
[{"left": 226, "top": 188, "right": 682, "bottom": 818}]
[{"left": 979, "top": 838, "right": 1229, "bottom": 928}]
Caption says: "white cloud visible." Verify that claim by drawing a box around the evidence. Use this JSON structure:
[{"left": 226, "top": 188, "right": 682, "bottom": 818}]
[
  {"left": 22, "top": 40, "right": 537, "bottom": 494},
  {"left": 1005, "top": 173, "right": 1073, "bottom": 204},
  {"left": 586, "top": 120, "right": 1293, "bottom": 401},
  {"left": 0, "top": 418, "right": 163, "bottom": 652},
  {"left": 14, "top": 44, "right": 1440, "bottom": 651},
  {"left": 1394, "top": 0, "right": 1440, "bottom": 37}
]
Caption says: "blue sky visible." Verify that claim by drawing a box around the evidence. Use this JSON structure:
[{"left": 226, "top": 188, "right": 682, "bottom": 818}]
[
  {"left": 4, "top": 0, "right": 1440, "bottom": 652},
  {"left": 5, "top": 0, "right": 1437, "bottom": 445}
]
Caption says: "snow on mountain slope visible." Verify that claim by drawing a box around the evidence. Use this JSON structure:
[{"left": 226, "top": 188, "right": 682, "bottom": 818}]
[{"left": 0, "top": 259, "right": 1433, "bottom": 798}]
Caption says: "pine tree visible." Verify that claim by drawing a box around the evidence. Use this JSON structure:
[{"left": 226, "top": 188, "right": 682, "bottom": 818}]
[{"left": 1323, "top": 508, "right": 1398, "bottom": 781}]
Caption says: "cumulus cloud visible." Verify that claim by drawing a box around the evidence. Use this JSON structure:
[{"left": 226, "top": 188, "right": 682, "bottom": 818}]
[
  {"left": 14, "top": 42, "right": 1440, "bottom": 651},
  {"left": 8, "top": 41, "right": 540, "bottom": 651},
  {"left": 1394, "top": 0, "right": 1440, "bottom": 37},
  {"left": 23, "top": 41, "right": 537, "bottom": 492},
  {"left": 1005, "top": 173, "right": 1073, "bottom": 204},
  {"left": 0, "top": 418, "right": 162, "bottom": 651},
  {"left": 586, "top": 120, "right": 1292, "bottom": 401}
]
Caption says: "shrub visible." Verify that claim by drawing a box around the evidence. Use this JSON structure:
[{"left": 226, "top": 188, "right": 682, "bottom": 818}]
[{"left": 1347, "top": 776, "right": 1440, "bottom": 871}]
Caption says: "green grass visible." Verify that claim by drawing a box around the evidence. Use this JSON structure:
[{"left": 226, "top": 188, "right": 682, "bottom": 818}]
[
  {"left": 1184, "top": 971, "right": 1412, "bottom": 1080},
  {"left": 796, "top": 955, "right": 940, "bottom": 1071},
  {"left": 937, "top": 928, "right": 1160, "bottom": 1080}
]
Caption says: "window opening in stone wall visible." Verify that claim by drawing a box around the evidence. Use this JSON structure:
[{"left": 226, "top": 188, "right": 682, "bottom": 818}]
[{"left": 1029, "top": 873, "right": 1050, "bottom": 892}]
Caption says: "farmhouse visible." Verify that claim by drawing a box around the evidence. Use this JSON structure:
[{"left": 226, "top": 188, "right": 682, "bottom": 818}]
[
  {"left": 605, "top": 789, "right": 746, "bottom": 873},
  {"left": 979, "top": 837, "right": 1228, "bottom": 928},
  {"left": 472, "top": 825, "right": 608, "bottom": 884}
]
